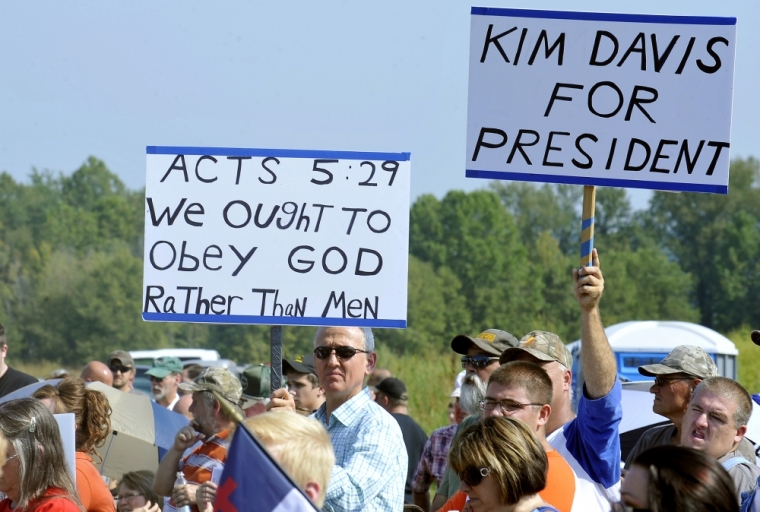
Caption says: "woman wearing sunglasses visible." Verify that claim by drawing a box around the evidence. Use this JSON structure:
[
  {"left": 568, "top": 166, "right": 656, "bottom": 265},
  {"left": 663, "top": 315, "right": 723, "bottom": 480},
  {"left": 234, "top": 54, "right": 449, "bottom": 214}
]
[{"left": 448, "top": 416, "right": 558, "bottom": 512}]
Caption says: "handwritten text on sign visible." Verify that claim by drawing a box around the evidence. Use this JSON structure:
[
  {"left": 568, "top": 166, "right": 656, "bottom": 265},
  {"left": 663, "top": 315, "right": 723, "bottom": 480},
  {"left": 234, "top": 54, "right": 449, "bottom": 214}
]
[
  {"left": 466, "top": 9, "right": 736, "bottom": 194},
  {"left": 143, "top": 147, "right": 411, "bottom": 328}
]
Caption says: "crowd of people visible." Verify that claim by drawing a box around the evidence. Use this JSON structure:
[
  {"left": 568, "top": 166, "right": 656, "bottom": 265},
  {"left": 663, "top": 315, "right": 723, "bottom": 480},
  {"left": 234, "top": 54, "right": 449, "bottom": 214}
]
[{"left": 0, "top": 248, "right": 758, "bottom": 511}]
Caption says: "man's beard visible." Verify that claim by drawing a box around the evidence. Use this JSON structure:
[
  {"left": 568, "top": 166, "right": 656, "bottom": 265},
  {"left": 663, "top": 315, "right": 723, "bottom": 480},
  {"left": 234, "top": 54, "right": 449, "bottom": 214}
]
[{"left": 459, "top": 373, "right": 487, "bottom": 417}]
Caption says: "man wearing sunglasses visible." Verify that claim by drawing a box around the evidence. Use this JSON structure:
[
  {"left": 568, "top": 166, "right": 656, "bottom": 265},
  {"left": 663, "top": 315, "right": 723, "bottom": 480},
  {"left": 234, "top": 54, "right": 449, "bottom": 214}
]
[
  {"left": 268, "top": 326, "right": 407, "bottom": 512},
  {"left": 625, "top": 345, "right": 756, "bottom": 470},
  {"left": 108, "top": 350, "right": 143, "bottom": 395},
  {"left": 499, "top": 249, "right": 621, "bottom": 511},
  {"left": 432, "top": 328, "right": 520, "bottom": 509}
]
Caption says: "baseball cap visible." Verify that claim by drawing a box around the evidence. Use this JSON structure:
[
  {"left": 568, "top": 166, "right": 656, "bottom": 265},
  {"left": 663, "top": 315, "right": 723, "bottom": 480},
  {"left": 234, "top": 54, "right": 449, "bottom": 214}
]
[
  {"left": 282, "top": 354, "right": 316, "bottom": 375},
  {"left": 240, "top": 364, "right": 271, "bottom": 407},
  {"left": 179, "top": 367, "right": 243, "bottom": 405},
  {"left": 638, "top": 345, "right": 718, "bottom": 379},
  {"left": 751, "top": 330, "right": 760, "bottom": 346},
  {"left": 145, "top": 356, "right": 183, "bottom": 379},
  {"left": 107, "top": 350, "right": 134, "bottom": 368},
  {"left": 499, "top": 331, "right": 573, "bottom": 368},
  {"left": 375, "top": 377, "right": 408, "bottom": 400},
  {"left": 450, "top": 370, "right": 465, "bottom": 398},
  {"left": 451, "top": 329, "right": 519, "bottom": 356}
]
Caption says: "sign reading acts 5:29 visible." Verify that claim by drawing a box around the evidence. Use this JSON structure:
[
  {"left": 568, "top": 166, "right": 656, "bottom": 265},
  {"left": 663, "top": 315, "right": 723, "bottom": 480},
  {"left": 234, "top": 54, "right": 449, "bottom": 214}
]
[{"left": 142, "top": 147, "right": 411, "bottom": 328}]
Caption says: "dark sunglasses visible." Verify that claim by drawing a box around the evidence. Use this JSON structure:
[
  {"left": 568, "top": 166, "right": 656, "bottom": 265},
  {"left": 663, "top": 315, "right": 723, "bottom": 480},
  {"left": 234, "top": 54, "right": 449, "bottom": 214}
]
[
  {"left": 109, "top": 365, "right": 133, "bottom": 374},
  {"left": 461, "top": 355, "right": 500, "bottom": 369},
  {"left": 458, "top": 466, "right": 491, "bottom": 487},
  {"left": 313, "top": 346, "right": 370, "bottom": 360}
]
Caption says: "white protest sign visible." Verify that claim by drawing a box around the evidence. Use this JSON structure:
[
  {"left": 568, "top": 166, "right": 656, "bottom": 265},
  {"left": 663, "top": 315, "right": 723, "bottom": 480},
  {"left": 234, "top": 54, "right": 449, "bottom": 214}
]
[
  {"left": 143, "top": 147, "right": 410, "bottom": 328},
  {"left": 466, "top": 8, "right": 736, "bottom": 194}
]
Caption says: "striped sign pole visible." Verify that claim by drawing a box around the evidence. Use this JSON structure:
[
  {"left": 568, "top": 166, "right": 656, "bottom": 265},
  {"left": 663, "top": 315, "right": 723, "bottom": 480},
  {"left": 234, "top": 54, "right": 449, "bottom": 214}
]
[{"left": 580, "top": 186, "right": 596, "bottom": 268}]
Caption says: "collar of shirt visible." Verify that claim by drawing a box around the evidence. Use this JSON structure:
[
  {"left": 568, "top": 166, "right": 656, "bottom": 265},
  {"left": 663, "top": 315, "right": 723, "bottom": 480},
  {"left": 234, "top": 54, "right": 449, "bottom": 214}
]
[{"left": 314, "top": 386, "right": 372, "bottom": 429}]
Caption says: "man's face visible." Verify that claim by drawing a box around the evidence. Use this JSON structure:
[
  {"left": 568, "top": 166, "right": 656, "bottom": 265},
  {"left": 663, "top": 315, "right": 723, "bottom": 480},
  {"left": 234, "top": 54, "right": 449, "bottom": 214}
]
[
  {"left": 150, "top": 373, "right": 180, "bottom": 402},
  {"left": 510, "top": 352, "right": 570, "bottom": 413},
  {"left": 463, "top": 346, "right": 500, "bottom": 383},
  {"left": 286, "top": 371, "right": 324, "bottom": 412},
  {"left": 649, "top": 373, "right": 699, "bottom": 420},
  {"left": 483, "top": 382, "right": 546, "bottom": 431},
  {"left": 189, "top": 391, "right": 217, "bottom": 436},
  {"left": 681, "top": 389, "right": 745, "bottom": 459},
  {"left": 109, "top": 360, "right": 134, "bottom": 390},
  {"left": 314, "top": 327, "right": 375, "bottom": 402}
]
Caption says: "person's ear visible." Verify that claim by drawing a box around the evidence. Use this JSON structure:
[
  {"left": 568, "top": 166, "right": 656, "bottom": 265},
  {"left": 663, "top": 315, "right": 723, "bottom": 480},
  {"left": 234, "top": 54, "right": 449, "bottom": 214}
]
[
  {"left": 365, "top": 352, "right": 377, "bottom": 374},
  {"left": 537, "top": 404, "right": 551, "bottom": 427},
  {"left": 303, "top": 481, "right": 321, "bottom": 505},
  {"left": 562, "top": 368, "right": 572, "bottom": 391},
  {"left": 735, "top": 425, "right": 748, "bottom": 444}
]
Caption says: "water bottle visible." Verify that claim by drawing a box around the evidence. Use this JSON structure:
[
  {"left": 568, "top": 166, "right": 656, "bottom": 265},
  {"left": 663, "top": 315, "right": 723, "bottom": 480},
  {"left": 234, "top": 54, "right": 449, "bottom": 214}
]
[{"left": 174, "top": 472, "right": 192, "bottom": 512}]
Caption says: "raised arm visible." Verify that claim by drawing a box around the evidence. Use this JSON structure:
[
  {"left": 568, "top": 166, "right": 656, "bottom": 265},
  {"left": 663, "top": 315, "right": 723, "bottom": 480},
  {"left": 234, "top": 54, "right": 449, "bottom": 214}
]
[{"left": 573, "top": 248, "right": 617, "bottom": 399}]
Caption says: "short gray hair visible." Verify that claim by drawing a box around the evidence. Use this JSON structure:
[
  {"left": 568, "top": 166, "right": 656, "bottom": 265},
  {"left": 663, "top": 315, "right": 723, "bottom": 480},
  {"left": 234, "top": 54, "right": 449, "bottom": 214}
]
[{"left": 314, "top": 327, "right": 375, "bottom": 352}]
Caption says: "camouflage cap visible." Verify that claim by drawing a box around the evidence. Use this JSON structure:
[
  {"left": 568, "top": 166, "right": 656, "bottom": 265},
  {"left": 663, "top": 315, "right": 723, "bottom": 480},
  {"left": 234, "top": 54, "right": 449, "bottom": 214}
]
[
  {"left": 638, "top": 345, "right": 717, "bottom": 379},
  {"left": 179, "top": 367, "right": 243, "bottom": 405},
  {"left": 499, "top": 331, "right": 573, "bottom": 368},
  {"left": 451, "top": 329, "right": 520, "bottom": 356}
]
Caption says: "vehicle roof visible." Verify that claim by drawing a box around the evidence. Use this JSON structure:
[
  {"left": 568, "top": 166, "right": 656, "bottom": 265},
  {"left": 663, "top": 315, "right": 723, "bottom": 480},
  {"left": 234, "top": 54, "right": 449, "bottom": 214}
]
[
  {"left": 129, "top": 348, "right": 222, "bottom": 362},
  {"left": 567, "top": 321, "right": 738, "bottom": 355}
]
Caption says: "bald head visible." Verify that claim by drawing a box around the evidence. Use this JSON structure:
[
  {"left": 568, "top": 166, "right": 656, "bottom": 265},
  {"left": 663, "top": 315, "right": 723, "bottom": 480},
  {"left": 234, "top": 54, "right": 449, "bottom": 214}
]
[{"left": 81, "top": 361, "right": 113, "bottom": 386}]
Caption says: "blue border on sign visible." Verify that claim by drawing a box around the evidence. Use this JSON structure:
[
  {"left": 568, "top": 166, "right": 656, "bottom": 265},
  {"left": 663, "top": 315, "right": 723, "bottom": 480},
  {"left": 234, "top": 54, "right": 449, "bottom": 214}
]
[
  {"left": 143, "top": 312, "right": 406, "bottom": 329},
  {"left": 147, "top": 146, "right": 411, "bottom": 161},
  {"left": 470, "top": 7, "right": 736, "bottom": 25},
  {"left": 465, "top": 169, "right": 728, "bottom": 195}
]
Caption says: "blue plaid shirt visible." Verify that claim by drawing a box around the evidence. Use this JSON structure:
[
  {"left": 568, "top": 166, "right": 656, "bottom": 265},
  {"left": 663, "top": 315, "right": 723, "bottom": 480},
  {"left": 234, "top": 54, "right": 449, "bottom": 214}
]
[{"left": 314, "top": 387, "right": 407, "bottom": 512}]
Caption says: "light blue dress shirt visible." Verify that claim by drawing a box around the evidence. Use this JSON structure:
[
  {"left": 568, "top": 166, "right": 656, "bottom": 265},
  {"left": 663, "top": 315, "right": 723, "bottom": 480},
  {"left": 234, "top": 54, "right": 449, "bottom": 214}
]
[{"left": 314, "top": 387, "right": 407, "bottom": 512}]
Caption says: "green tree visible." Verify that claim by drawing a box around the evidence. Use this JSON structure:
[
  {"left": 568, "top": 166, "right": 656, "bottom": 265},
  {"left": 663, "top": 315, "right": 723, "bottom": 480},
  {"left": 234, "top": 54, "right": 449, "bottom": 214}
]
[{"left": 646, "top": 157, "right": 760, "bottom": 330}]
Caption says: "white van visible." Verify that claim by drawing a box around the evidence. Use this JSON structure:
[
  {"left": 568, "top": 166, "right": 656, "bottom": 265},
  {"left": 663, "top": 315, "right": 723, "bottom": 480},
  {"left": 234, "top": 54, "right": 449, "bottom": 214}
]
[{"left": 129, "top": 348, "right": 221, "bottom": 366}]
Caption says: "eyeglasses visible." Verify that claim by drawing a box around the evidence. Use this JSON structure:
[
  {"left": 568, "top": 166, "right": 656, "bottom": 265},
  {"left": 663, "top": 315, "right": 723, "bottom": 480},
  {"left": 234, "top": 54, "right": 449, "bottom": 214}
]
[
  {"left": 116, "top": 493, "right": 143, "bottom": 502},
  {"left": 479, "top": 399, "right": 544, "bottom": 413},
  {"left": 653, "top": 376, "right": 692, "bottom": 387},
  {"left": 109, "top": 365, "right": 133, "bottom": 374},
  {"left": 461, "top": 355, "right": 500, "bottom": 369},
  {"left": 458, "top": 466, "right": 491, "bottom": 487},
  {"left": 313, "top": 346, "right": 369, "bottom": 360},
  {"left": 2, "top": 454, "right": 18, "bottom": 465},
  {"left": 148, "top": 375, "right": 168, "bottom": 382}
]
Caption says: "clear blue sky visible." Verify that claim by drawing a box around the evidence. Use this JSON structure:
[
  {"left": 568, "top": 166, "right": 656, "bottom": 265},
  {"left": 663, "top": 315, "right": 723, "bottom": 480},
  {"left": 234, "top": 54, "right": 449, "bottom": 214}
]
[{"left": 0, "top": 1, "right": 757, "bottom": 210}]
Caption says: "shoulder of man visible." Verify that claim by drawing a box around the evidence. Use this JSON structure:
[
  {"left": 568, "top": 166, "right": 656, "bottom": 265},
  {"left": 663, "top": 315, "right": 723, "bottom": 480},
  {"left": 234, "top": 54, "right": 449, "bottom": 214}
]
[
  {"left": 624, "top": 423, "right": 676, "bottom": 469},
  {"left": 7, "top": 366, "right": 37, "bottom": 384}
]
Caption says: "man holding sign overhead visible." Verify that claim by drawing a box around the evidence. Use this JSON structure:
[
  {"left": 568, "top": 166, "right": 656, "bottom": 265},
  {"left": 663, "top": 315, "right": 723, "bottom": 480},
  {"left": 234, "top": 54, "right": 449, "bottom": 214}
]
[
  {"left": 269, "top": 326, "right": 407, "bottom": 512},
  {"left": 500, "top": 250, "right": 622, "bottom": 510}
]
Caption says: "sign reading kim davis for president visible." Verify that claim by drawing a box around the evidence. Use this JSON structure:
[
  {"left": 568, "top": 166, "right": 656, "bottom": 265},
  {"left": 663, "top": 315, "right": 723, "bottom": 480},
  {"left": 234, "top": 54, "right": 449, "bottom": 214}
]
[
  {"left": 143, "top": 147, "right": 411, "bottom": 328},
  {"left": 466, "top": 8, "right": 736, "bottom": 194}
]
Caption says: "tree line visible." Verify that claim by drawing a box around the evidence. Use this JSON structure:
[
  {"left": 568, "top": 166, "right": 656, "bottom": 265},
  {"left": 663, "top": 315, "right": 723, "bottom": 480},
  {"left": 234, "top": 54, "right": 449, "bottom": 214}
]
[{"left": 0, "top": 156, "right": 758, "bottom": 366}]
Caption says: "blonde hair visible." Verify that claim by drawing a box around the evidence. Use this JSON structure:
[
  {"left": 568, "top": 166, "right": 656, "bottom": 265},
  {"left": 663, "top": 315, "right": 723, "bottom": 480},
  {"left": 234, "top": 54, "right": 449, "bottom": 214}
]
[{"left": 244, "top": 410, "right": 334, "bottom": 507}]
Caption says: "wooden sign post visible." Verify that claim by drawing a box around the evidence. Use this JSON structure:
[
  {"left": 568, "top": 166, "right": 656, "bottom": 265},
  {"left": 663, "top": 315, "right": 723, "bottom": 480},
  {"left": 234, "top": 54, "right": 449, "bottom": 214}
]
[{"left": 580, "top": 186, "right": 596, "bottom": 268}]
